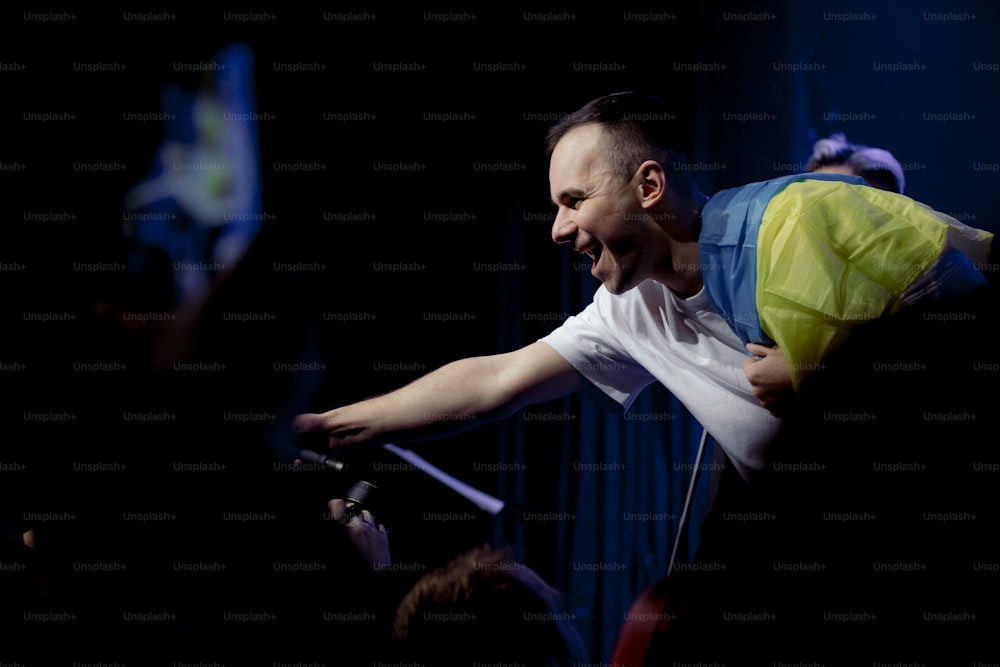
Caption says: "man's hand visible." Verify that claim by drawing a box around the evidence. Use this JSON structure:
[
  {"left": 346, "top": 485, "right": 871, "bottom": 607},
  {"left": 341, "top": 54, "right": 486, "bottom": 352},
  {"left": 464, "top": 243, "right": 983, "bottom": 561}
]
[
  {"left": 743, "top": 343, "right": 796, "bottom": 415},
  {"left": 294, "top": 407, "right": 381, "bottom": 450},
  {"left": 328, "top": 498, "right": 390, "bottom": 571}
]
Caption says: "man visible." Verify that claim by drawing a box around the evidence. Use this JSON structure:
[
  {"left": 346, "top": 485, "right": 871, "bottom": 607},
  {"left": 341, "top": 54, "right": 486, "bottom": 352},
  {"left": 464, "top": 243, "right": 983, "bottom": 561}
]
[
  {"left": 295, "top": 90, "right": 992, "bottom": 481},
  {"left": 295, "top": 92, "right": 782, "bottom": 480},
  {"left": 296, "top": 90, "right": 996, "bottom": 660}
]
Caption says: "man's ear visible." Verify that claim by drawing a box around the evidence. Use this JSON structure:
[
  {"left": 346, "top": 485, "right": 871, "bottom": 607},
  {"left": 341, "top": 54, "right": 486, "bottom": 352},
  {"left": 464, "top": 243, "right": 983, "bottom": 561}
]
[{"left": 635, "top": 160, "right": 667, "bottom": 209}]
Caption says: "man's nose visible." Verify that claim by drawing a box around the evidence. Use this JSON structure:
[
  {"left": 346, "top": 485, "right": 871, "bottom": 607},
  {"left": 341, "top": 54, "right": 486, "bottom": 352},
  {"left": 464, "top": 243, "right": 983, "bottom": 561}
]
[{"left": 551, "top": 209, "right": 576, "bottom": 245}]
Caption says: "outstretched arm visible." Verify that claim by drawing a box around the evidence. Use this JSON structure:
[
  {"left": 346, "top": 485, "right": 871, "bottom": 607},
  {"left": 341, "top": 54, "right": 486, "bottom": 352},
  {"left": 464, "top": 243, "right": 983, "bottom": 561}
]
[{"left": 294, "top": 341, "right": 583, "bottom": 450}]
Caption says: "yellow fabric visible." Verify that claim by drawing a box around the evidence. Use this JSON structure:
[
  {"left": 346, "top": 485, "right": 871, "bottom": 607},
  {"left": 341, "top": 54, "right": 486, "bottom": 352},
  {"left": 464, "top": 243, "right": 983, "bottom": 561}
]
[{"left": 756, "top": 180, "right": 982, "bottom": 390}]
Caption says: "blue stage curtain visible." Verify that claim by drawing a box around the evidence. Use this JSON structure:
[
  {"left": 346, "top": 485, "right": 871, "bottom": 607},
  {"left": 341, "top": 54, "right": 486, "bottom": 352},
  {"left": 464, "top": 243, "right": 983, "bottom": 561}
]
[{"left": 494, "top": 231, "right": 712, "bottom": 661}]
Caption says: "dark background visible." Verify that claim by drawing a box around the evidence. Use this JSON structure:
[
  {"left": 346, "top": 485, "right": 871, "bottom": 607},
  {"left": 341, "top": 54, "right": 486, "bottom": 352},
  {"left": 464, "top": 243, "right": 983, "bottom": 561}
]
[{"left": 3, "top": 2, "right": 1000, "bottom": 664}]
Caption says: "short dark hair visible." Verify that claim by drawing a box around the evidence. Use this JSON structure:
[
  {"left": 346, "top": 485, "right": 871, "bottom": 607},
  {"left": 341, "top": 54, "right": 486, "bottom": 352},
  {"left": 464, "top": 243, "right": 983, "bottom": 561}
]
[
  {"left": 545, "top": 90, "right": 695, "bottom": 195},
  {"left": 391, "top": 543, "right": 586, "bottom": 666}
]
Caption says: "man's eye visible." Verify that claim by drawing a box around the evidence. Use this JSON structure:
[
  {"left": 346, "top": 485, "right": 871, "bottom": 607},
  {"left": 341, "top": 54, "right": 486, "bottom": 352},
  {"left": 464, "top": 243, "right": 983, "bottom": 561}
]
[{"left": 570, "top": 198, "right": 583, "bottom": 209}]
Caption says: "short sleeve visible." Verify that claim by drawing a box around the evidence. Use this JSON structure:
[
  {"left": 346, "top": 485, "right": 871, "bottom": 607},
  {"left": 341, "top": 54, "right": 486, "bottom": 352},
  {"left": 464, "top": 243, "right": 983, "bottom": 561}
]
[{"left": 539, "top": 294, "right": 655, "bottom": 412}]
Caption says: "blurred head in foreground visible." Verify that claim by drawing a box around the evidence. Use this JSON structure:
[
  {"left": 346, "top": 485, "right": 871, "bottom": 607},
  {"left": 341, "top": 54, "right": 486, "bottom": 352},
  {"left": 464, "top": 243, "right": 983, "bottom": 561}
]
[{"left": 391, "top": 543, "right": 588, "bottom": 666}]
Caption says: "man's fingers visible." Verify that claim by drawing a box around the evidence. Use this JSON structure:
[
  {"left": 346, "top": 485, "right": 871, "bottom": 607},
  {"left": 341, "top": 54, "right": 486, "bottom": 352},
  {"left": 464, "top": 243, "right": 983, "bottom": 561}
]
[
  {"left": 743, "top": 356, "right": 767, "bottom": 384},
  {"left": 746, "top": 342, "right": 775, "bottom": 358},
  {"left": 328, "top": 498, "right": 347, "bottom": 520},
  {"left": 293, "top": 413, "right": 323, "bottom": 434}
]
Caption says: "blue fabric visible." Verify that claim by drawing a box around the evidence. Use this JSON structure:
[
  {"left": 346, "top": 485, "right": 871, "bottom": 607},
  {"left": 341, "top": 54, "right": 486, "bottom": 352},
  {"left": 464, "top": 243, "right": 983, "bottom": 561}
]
[{"left": 697, "top": 172, "right": 868, "bottom": 352}]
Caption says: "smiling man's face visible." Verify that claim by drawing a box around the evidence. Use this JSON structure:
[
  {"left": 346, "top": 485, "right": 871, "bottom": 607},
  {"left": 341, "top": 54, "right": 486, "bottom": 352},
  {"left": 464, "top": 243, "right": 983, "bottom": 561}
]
[{"left": 548, "top": 123, "right": 661, "bottom": 295}]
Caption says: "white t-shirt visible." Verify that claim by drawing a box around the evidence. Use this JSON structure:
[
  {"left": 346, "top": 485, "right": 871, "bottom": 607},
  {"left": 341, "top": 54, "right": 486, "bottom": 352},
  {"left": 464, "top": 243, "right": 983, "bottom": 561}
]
[{"left": 540, "top": 280, "right": 783, "bottom": 480}]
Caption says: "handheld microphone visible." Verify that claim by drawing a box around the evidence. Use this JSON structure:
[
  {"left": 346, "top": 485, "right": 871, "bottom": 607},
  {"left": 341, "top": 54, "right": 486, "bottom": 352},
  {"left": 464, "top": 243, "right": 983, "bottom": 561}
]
[
  {"left": 297, "top": 447, "right": 348, "bottom": 473},
  {"left": 297, "top": 446, "right": 385, "bottom": 523}
]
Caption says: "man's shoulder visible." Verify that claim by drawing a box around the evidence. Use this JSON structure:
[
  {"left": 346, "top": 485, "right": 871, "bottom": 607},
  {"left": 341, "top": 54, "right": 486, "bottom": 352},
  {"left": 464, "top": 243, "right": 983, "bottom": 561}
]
[
  {"left": 708, "top": 172, "right": 866, "bottom": 203},
  {"left": 581, "top": 281, "right": 678, "bottom": 320},
  {"left": 701, "top": 173, "right": 870, "bottom": 244}
]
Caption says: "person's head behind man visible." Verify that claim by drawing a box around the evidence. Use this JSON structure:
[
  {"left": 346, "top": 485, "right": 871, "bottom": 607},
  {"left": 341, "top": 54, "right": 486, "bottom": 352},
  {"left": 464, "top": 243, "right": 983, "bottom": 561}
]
[
  {"left": 391, "top": 543, "right": 588, "bottom": 666},
  {"left": 806, "top": 132, "right": 905, "bottom": 194},
  {"left": 544, "top": 91, "right": 707, "bottom": 297}
]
